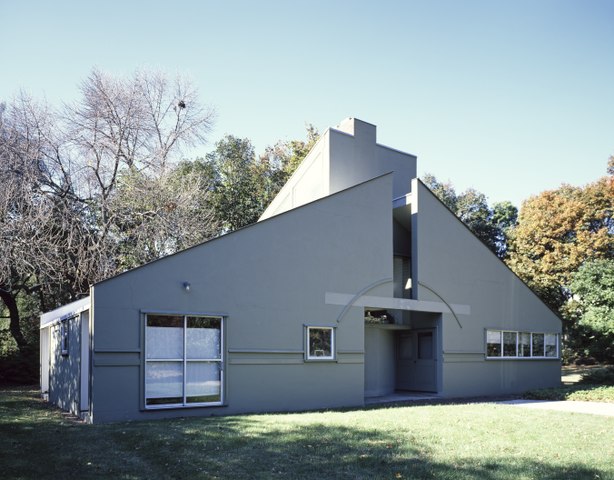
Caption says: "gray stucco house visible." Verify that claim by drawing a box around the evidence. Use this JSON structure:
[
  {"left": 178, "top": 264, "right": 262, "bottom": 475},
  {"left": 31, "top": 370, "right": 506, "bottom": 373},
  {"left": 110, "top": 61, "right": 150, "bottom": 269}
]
[{"left": 40, "top": 118, "right": 562, "bottom": 423}]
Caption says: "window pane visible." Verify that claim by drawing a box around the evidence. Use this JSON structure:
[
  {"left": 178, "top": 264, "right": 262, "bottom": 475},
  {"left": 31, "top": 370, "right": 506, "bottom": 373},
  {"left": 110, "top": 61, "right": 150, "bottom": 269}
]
[
  {"left": 545, "top": 334, "right": 558, "bottom": 357},
  {"left": 532, "top": 333, "right": 545, "bottom": 357},
  {"left": 503, "top": 331, "right": 517, "bottom": 357},
  {"left": 186, "top": 362, "right": 221, "bottom": 403},
  {"left": 187, "top": 317, "right": 221, "bottom": 359},
  {"left": 309, "top": 328, "right": 333, "bottom": 358},
  {"left": 146, "top": 315, "right": 183, "bottom": 359},
  {"left": 61, "top": 320, "right": 69, "bottom": 355},
  {"left": 519, "top": 332, "right": 531, "bottom": 357},
  {"left": 145, "top": 361, "right": 183, "bottom": 405},
  {"left": 486, "top": 330, "right": 501, "bottom": 357},
  {"left": 418, "top": 332, "right": 433, "bottom": 360}
]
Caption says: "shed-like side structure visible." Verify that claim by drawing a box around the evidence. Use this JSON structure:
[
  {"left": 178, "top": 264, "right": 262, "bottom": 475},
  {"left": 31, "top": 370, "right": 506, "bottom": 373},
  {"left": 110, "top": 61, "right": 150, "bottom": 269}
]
[
  {"left": 41, "top": 118, "right": 562, "bottom": 423},
  {"left": 40, "top": 297, "right": 90, "bottom": 417}
]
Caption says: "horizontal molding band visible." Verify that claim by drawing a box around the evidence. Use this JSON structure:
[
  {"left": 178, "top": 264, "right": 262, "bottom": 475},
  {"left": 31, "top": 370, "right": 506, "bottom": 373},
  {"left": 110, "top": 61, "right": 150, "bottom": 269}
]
[
  {"left": 229, "top": 359, "right": 304, "bottom": 365},
  {"left": 94, "top": 349, "right": 142, "bottom": 354},
  {"left": 228, "top": 349, "right": 304, "bottom": 354},
  {"left": 228, "top": 349, "right": 364, "bottom": 355},
  {"left": 94, "top": 358, "right": 141, "bottom": 367},
  {"left": 140, "top": 309, "right": 228, "bottom": 317},
  {"left": 442, "top": 351, "right": 484, "bottom": 355}
]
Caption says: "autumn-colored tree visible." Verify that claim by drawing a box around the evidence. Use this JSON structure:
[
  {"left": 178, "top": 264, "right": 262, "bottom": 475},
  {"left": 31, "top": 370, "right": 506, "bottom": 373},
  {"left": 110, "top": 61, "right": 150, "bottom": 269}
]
[{"left": 507, "top": 173, "right": 614, "bottom": 314}]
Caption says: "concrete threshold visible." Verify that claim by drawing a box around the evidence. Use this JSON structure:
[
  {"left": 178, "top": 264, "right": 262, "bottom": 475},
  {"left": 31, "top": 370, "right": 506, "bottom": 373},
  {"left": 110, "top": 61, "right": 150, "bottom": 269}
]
[{"left": 365, "top": 392, "right": 440, "bottom": 405}]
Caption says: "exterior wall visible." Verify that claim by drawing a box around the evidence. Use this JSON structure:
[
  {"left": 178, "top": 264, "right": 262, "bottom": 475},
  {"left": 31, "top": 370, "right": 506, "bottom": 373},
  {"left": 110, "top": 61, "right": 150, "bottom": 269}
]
[
  {"left": 411, "top": 180, "right": 562, "bottom": 397},
  {"left": 90, "top": 174, "right": 394, "bottom": 423},
  {"left": 364, "top": 326, "right": 396, "bottom": 397},
  {"left": 329, "top": 121, "right": 416, "bottom": 202},
  {"left": 48, "top": 314, "right": 83, "bottom": 415},
  {"left": 259, "top": 132, "right": 331, "bottom": 220},
  {"left": 260, "top": 118, "right": 416, "bottom": 220}
]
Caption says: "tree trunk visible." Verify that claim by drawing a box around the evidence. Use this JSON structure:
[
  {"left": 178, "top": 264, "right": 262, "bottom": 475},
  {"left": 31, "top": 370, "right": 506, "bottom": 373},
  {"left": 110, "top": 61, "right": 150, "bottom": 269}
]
[{"left": 0, "top": 287, "right": 28, "bottom": 353}]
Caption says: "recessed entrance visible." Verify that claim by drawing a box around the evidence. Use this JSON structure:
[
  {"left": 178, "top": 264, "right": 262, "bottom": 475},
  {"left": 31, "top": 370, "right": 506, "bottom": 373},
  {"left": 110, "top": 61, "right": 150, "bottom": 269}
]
[{"left": 364, "top": 319, "right": 439, "bottom": 399}]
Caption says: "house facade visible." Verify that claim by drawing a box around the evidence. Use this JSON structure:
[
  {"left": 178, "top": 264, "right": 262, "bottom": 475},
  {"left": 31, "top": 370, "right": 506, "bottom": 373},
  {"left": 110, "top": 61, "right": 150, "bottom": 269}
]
[{"left": 40, "top": 118, "right": 562, "bottom": 423}]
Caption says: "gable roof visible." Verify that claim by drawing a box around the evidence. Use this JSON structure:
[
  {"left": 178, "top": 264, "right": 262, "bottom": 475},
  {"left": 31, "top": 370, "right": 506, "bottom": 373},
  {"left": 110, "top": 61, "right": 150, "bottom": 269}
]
[{"left": 93, "top": 172, "right": 395, "bottom": 287}]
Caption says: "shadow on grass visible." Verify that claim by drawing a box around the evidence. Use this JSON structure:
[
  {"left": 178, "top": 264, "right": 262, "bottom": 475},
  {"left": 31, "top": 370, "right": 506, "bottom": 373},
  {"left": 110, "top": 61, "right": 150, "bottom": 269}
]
[
  {"left": 0, "top": 388, "right": 609, "bottom": 480},
  {"left": 102, "top": 416, "right": 608, "bottom": 480}
]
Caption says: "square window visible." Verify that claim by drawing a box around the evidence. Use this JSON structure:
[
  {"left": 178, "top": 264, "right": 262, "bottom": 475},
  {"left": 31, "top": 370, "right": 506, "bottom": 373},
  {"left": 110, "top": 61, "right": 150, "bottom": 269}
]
[
  {"left": 307, "top": 327, "right": 334, "bottom": 360},
  {"left": 186, "top": 362, "right": 221, "bottom": 403},
  {"left": 145, "top": 314, "right": 223, "bottom": 408},
  {"left": 187, "top": 317, "right": 221, "bottom": 360},
  {"left": 145, "top": 361, "right": 183, "bottom": 406}
]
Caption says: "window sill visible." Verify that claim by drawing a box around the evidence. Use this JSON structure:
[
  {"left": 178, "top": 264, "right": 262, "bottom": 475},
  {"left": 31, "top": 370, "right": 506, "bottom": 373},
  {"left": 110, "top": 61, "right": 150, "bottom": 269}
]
[
  {"left": 485, "top": 357, "right": 560, "bottom": 361},
  {"left": 143, "top": 402, "right": 227, "bottom": 411}
]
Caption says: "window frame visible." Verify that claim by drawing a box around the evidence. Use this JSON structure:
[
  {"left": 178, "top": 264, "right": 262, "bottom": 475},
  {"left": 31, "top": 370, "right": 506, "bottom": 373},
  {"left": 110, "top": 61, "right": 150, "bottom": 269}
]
[
  {"left": 485, "top": 329, "right": 559, "bottom": 360},
  {"left": 60, "top": 318, "right": 70, "bottom": 356},
  {"left": 144, "top": 313, "right": 225, "bottom": 410},
  {"left": 305, "top": 326, "right": 336, "bottom": 361}
]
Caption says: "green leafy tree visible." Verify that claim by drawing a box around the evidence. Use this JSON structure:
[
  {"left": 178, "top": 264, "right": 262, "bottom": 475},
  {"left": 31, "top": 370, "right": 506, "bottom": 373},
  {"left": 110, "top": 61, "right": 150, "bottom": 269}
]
[
  {"left": 568, "top": 259, "right": 614, "bottom": 361},
  {"left": 207, "top": 126, "right": 320, "bottom": 233},
  {"left": 492, "top": 201, "right": 519, "bottom": 258},
  {"left": 206, "top": 135, "right": 270, "bottom": 232}
]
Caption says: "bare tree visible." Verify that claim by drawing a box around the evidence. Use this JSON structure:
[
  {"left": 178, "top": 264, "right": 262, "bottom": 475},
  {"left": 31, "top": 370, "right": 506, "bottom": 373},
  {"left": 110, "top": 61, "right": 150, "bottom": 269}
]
[
  {"left": 108, "top": 163, "right": 219, "bottom": 271},
  {"left": 0, "top": 99, "right": 85, "bottom": 351},
  {"left": 0, "top": 69, "right": 217, "bottom": 352}
]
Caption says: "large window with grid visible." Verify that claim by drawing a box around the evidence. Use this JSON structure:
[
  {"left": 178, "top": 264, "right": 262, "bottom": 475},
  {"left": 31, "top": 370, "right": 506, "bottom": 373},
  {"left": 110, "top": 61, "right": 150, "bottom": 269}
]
[
  {"left": 145, "top": 314, "right": 223, "bottom": 408},
  {"left": 486, "top": 330, "right": 559, "bottom": 359}
]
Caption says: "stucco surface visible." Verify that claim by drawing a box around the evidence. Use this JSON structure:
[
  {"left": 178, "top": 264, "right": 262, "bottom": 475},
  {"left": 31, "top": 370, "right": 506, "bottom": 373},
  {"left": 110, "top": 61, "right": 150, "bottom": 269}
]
[{"left": 90, "top": 174, "right": 394, "bottom": 422}]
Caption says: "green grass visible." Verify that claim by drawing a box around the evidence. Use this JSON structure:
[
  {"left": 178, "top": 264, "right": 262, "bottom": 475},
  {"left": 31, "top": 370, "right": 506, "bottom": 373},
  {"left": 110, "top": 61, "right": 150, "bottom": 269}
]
[{"left": 1, "top": 388, "right": 614, "bottom": 479}]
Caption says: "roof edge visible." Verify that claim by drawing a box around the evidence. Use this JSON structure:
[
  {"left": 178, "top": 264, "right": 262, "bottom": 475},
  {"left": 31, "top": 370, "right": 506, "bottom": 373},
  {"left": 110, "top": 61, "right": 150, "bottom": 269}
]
[{"left": 40, "top": 296, "right": 90, "bottom": 328}]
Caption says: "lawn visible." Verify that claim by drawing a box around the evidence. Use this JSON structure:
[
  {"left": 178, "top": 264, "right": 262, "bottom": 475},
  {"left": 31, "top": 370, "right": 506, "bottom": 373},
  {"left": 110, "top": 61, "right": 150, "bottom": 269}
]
[{"left": 1, "top": 388, "right": 613, "bottom": 480}]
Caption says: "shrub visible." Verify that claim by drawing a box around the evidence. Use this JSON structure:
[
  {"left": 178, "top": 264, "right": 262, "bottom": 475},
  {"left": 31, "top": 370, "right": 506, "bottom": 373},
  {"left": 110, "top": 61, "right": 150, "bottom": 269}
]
[{"left": 580, "top": 366, "right": 614, "bottom": 386}]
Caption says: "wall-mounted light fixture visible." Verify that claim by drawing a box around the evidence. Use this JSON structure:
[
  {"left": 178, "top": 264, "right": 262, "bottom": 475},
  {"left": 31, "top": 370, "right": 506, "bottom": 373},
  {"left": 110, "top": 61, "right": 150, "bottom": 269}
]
[{"left": 183, "top": 282, "right": 191, "bottom": 292}]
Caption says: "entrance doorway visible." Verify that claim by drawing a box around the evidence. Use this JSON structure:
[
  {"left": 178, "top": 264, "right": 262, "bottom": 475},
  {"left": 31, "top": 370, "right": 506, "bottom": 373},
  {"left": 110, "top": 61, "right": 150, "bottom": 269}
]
[{"left": 396, "top": 329, "right": 437, "bottom": 392}]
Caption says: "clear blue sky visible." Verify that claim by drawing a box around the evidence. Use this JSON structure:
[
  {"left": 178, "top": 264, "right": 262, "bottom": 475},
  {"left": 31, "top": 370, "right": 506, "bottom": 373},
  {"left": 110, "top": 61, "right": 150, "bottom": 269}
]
[{"left": 1, "top": 0, "right": 613, "bottom": 207}]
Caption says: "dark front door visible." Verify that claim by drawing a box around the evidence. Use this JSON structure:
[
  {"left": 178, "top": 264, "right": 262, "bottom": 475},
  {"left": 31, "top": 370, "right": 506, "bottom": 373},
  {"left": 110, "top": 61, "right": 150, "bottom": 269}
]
[{"left": 396, "top": 329, "right": 437, "bottom": 392}]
